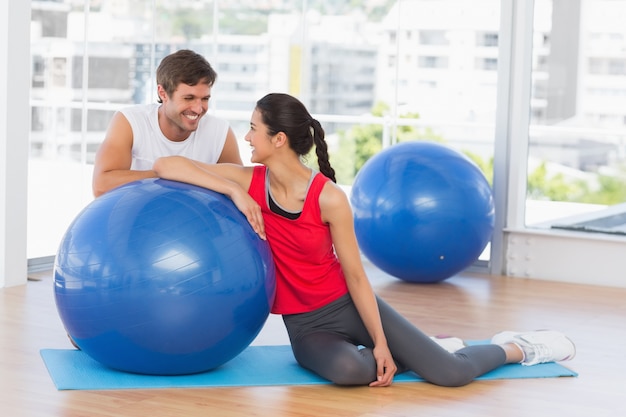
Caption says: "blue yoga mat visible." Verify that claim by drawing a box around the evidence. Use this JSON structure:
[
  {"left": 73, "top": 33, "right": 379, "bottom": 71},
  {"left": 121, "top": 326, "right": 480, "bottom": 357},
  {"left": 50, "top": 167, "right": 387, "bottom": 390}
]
[{"left": 40, "top": 344, "right": 577, "bottom": 391}]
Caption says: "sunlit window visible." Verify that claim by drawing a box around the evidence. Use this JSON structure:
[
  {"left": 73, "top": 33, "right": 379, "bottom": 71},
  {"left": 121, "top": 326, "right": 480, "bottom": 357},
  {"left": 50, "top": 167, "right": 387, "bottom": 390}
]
[
  {"left": 28, "top": 0, "right": 508, "bottom": 266},
  {"left": 527, "top": 0, "right": 626, "bottom": 235}
]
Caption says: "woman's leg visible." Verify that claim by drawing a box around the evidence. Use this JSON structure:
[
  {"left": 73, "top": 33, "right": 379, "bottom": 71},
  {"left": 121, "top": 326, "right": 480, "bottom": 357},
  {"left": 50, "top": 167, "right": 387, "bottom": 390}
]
[
  {"left": 283, "top": 294, "right": 508, "bottom": 387},
  {"left": 283, "top": 295, "right": 379, "bottom": 385},
  {"left": 290, "top": 330, "right": 377, "bottom": 385},
  {"left": 376, "top": 297, "right": 507, "bottom": 387}
]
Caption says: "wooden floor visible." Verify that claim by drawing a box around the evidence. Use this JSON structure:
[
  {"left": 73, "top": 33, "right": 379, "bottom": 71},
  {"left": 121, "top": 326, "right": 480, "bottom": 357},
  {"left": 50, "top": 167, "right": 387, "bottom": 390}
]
[{"left": 2, "top": 261, "right": 624, "bottom": 417}]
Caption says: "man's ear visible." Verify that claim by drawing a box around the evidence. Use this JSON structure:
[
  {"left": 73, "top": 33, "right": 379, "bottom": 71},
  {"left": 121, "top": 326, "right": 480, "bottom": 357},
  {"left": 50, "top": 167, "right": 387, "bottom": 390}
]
[{"left": 157, "top": 85, "right": 168, "bottom": 102}]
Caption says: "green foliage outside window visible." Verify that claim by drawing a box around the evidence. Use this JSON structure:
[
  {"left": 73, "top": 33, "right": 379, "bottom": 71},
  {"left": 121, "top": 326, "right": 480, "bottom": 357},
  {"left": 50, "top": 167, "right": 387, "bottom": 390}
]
[{"left": 321, "top": 103, "right": 626, "bottom": 206}]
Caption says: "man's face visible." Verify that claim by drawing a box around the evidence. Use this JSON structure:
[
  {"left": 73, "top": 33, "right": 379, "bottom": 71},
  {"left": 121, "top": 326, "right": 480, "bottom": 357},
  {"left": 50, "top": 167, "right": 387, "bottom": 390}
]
[{"left": 159, "top": 82, "right": 211, "bottom": 137}]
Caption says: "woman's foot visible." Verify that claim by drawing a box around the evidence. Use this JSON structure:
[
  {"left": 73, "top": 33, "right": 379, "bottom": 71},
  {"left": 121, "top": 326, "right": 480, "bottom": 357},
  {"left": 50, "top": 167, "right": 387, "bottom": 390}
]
[
  {"left": 491, "top": 330, "right": 575, "bottom": 366},
  {"left": 430, "top": 335, "right": 466, "bottom": 353}
]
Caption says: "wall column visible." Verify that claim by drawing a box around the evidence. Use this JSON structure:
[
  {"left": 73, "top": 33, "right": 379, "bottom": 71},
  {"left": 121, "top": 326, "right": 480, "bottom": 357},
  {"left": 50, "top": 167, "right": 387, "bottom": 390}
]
[{"left": 0, "top": 0, "right": 31, "bottom": 287}]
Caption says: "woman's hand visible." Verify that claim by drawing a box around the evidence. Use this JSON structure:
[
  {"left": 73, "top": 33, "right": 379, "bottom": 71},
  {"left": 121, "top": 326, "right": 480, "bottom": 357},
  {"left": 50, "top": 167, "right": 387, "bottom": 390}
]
[
  {"left": 368, "top": 344, "right": 397, "bottom": 387},
  {"left": 230, "top": 188, "right": 266, "bottom": 240}
]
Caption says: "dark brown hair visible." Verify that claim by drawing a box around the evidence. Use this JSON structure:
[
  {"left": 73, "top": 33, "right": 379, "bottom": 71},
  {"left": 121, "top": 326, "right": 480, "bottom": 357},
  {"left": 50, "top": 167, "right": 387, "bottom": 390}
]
[
  {"left": 255, "top": 93, "right": 336, "bottom": 182},
  {"left": 156, "top": 49, "right": 217, "bottom": 103}
]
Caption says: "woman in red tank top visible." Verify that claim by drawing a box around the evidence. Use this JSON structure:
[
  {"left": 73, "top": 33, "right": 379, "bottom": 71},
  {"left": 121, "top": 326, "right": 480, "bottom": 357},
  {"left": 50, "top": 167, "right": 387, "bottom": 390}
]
[{"left": 153, "top": 93, "right": 575, "bottom": 387}]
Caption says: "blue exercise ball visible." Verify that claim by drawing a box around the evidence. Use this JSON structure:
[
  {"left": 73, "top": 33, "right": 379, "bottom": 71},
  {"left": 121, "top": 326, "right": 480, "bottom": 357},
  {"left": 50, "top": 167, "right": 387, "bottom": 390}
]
[
  {"left": 350, "top": 141, "right": 494, "bottom": 283},
  {"left": 54, "top": 178, "right": 276, "bottom": 375}
]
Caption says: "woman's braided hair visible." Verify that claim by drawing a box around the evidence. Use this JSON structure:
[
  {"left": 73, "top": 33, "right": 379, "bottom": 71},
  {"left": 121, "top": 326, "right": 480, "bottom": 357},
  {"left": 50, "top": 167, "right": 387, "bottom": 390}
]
[{"left": 255, "top": 93, "right": 337, "bottom": 183}]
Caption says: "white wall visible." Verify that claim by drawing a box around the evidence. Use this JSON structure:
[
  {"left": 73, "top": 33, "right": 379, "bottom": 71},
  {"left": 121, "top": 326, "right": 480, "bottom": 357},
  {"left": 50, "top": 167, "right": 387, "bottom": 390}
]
[
  {"left": 0, "top": 0, "right": 30, "bottom": 288},
  {"left": 504, "top": 229, "right": 626, "bottom": 288}
]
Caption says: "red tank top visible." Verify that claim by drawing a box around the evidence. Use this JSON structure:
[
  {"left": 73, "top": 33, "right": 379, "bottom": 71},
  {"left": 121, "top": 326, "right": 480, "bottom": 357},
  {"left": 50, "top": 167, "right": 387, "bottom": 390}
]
[{"left": 248, "top": 166, "right": 349, "bottom": 314}]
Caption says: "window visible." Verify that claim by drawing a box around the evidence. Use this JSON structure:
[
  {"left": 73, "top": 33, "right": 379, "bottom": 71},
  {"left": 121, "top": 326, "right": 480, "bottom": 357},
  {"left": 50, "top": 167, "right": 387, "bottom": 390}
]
[
  {"left": 28, "top": 0, "right": 501, "bottom": 270},
  {"left": 418, "top": 56, "right": 449, "bottom": 69},
  {"left": 419, "top": 30, "right": 449, "bottom": 46},
  {"left": 477, "top": 32, "right": 499, "bottom": 47},
  {"left": 526, "top": 0, "right": 626, "bottom": 234}
]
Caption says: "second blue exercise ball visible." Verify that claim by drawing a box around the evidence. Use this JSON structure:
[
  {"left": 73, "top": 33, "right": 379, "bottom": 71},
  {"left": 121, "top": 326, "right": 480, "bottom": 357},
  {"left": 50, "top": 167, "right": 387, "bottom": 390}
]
[
  {"left": 350, "top": 141, "right": 494, "bottom": 283},
  {"left": 54, "top": 179, "right": 276, "bottom": 375}
]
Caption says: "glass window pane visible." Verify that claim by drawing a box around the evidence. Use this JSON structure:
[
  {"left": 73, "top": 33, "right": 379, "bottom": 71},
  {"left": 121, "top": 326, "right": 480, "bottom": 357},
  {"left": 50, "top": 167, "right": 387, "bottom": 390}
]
[
  {"left": 28, "top": 0, "right": 157, "bottom": 259},
  {"left": 29, "top": 0, "right": 501, "bottom": 269},
  {"left": 527, "top": 0, "right": 626, "bottom": 234}
]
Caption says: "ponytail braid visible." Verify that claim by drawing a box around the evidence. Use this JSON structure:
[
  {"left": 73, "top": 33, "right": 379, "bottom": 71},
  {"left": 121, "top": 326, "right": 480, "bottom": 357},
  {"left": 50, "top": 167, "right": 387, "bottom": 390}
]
[
  {"left": 255, "top": 93, "right": 336, "bottom": 182},
  {"left": 311, "top": 119, "right": 336, "bottom": 183}
]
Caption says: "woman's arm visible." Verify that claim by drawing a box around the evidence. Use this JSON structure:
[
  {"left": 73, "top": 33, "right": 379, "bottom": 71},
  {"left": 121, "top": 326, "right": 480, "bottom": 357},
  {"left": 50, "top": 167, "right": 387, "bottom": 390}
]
[
  {"left": 319, "top": 182, "right": 397, "bottom": 387},
  {"left": 153, "top": 156, "right": 265, "bottom": 239}
]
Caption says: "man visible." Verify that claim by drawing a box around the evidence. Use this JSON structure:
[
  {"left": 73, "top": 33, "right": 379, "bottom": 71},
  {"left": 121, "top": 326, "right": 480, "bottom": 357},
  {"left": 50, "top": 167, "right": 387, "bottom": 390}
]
[{"left": 92, "top": 49, "right": 242, "bottom": 197}]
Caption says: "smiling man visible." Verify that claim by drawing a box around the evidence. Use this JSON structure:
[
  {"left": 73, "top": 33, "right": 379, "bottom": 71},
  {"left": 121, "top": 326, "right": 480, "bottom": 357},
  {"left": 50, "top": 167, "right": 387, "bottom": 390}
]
[{"left": 92, "top": 49, "right": 242, "bottom": 197}]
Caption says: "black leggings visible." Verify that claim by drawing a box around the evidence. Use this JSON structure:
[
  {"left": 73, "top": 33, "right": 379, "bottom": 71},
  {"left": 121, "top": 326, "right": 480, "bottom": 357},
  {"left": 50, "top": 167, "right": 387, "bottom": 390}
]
[{"left": 282, "top": 294, "right": 507, "bottom": 387}]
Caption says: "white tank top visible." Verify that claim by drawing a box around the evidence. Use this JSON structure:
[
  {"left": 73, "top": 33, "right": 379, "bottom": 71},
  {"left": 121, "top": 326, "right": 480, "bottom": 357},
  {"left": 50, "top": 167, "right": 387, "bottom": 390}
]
[{"left": 121, "top": 103, "right": 230, "bottom": 170}]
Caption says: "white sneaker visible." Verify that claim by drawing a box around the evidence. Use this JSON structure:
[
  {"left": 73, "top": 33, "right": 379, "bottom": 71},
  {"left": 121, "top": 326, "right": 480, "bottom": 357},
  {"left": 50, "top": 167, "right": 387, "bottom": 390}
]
[
  {"left": 491, "top": 330, "right": 576, "bottom": 366},
  {"left": 430, "top": 335, "right": 466, "bottom": 353}
]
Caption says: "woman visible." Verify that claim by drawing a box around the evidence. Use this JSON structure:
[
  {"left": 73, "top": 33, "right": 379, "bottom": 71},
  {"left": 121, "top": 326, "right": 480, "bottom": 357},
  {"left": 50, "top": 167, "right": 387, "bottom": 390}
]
[{"left": 153, "top": 93, "right": 575, "bottom": 387}]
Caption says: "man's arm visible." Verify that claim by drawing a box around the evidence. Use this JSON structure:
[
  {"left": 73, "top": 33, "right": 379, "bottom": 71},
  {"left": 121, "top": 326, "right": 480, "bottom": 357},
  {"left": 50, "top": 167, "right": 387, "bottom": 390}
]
[
  {"left": 217, "top": 127, "right": 243, "bottom": 165},
  {"left": 92, "top": 111, "right": 157, "bottom": 197}
]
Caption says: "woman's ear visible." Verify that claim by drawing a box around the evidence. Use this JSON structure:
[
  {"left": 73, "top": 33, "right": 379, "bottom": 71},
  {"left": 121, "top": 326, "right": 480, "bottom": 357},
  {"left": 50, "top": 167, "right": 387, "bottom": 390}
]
[{"left": 274, "top": 132, "right": 288, "bottom": 148}]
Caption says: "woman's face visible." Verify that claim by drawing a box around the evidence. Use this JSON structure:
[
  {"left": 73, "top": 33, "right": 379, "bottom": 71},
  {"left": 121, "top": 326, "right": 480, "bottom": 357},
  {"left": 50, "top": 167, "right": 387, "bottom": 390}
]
[{"left": 245, "top": 109, "right": 274, "bottom": 164}]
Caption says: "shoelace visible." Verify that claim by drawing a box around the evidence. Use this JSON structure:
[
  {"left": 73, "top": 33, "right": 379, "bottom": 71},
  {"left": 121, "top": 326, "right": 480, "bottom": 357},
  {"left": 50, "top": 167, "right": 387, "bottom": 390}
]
[{"left": 523, "top": 342, "right": 552, "bottom": 365}]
